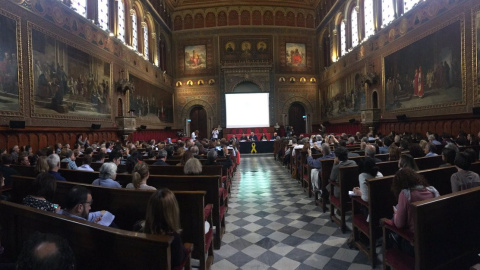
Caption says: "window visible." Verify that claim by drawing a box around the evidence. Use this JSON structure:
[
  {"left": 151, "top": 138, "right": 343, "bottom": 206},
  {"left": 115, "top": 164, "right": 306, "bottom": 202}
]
[
  {"left": 117, "top": 0, "right": 125, "bottom": 43},
  {"left": 98, "top": 0, "right": 109, "bottom": 31},
  {"left": 71, "top": 0, "right": 87, "bottom": 18},
  {"left": 351, "top": 7, "right": 358, "bottom": 48},
  {"left": 364, "top": 0, "right": 375, "bottom": 39},
  {"left": 382, "top": 0, "right": 395, "bottom": 27},
  {"left": 131, "top": 10, "right": 138, "bottom": 51},
  {"left": 404, "top": 0, "right": 421, "bottom": 13},
  {"left": 143, "top": 23, "right": 149, "bottom": 60},
  {"left": 340, "top": 20, "right": 346, "bottom": 56}
]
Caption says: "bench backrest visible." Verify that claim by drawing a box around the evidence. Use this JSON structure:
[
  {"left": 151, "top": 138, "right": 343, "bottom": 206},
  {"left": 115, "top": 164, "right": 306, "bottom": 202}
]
[
  {"left": 11, "top": 175, "right": 207, "bottom": 263},
  {"left": 0, "top": 200, "right": 172, "bottom": 270},
  {"left": 413, "top": 186, "right": 480, "bottom": 269}
]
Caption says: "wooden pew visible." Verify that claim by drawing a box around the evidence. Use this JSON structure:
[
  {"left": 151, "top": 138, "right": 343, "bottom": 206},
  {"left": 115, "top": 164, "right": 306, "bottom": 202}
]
[
  {"left": 414, "top": 155, "right": 443, "bottom": 170},
  {"left": 381, "top": 186, "right": 480, "bottom": 270},
  {"left": 351, "top": 162, "right": 480, "bottom": 267},
  {"left": 116, "top": 174, "right": 226, "bottom": 250},
  {"left": 329, "top": 165, "right": 359, "bottom": 233},
  {"left": 0, "top": 200, "right": 175, "bottom": 270},
  {"left": 10, "top": 175, "right": 213, "bottom": 270}
]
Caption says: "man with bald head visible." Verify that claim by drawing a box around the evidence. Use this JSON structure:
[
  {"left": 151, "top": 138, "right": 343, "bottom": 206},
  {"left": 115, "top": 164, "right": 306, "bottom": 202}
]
[{"left": 16, "top": 232, "right": 75, "bottom": 270}]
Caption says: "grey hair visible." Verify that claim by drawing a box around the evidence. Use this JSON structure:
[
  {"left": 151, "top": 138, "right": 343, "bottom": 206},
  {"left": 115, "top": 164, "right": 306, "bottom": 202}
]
[
  {"left": 99, "top": 162, "right": 117, "bottom": 179},
  {"left": 321, "top": 143, "right": 331, "bottom": 155},
  {"left": 316, "top": 135, "right": 323, "bottom": 141},
  {"left": 46, "top": 154, "right": 60, "bottom": 170},
  {"left": 365, "top": 144, "right": 376, "bottom": 157},
  {"left": 207, "top": 150, "right": 217, "bottom": 161},
  {"left": 184, "top": 158, "right": 202, "bottom": 175},
  {"left": 444, "top": 142, "right": 459, "bottom": 153},
  {"left": 428, "top": 134, "right": 436, "bottom": 141},
  {"left": 348, "top": 137, "right": 355, "bottom": 144},
  {"left": 190, "top": 146, "right": 199, "bottom": 155}
]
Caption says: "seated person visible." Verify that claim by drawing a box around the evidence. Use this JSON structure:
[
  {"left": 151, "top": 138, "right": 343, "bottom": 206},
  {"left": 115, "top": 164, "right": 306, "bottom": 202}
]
[
  {"left": 392, "top": 168, "right": 439, "bottom": 255},
  {"left": 248, "top": 132, "right": 258, "bottom": 141},
  {"left": 22, "top": 173, "right": 61, "bottom": 213},
  {"left": 239, "top": 133, "right": 248, "bottom": 141},
  {"left": 61, "top": 186, "right": 115, "bottom": 226},
  {"left": 423, "top": 142, "right": 438, "bottom": 157},
  {"left": 229, "top": 135, "right": 238, "bottom": 144},
  {"left": 153, "top": 149, "right": 168, "bottom": 166},
  {"left": 47, "top": 154, "right": 66, "bottom": 181},
  {"left": 353, "top": 157, "right": 383, "bottom": 202},
  {"left": 260, "top": 133, "right": 268, "bottom": 141},
  {"left": 16, "top": 232, "right": 75, "bottom": 270},
  {"left": 139, "top": 189, "right": 187, "bottom": 270},
  {"left": 94, "top": 152, "right": 106, "bottom": 163},
  {"left": 439, "top": 147, "right": 456, "bottom": 167},
  {"left": 92, "top": 163, "right": 121, "bottom": 188},
  {"left": 306, "top": 142, "right": 335, "bottom": 192},
  {"left": 398, "top": 154, "right": 419, "bottom": 171},
  {"left": 126, "top": 162, "right": 156, "bottom": 190},
  {"left": 0, "top": 153, "right": 19, "bottom": 187},
  {"left": 77, "top": 156, "right": 94, "bottom": 171},
  {"left": 61, "top": 150, "right": 78, "bottom": 170},
  {"left": 184, "top": 158, "right": 202, "bottom": 175},
  {"left": 18, "top": 152, "right": 31, "bottom": 167},
  {"left": 327, "top": 147, "right": 357, "bottom": 198},
  {"left": 450, "top": 152, "right": 480, "bottom": 192},
  {"left": 206, "top": 148, "right": 232, "bottom": 170}
]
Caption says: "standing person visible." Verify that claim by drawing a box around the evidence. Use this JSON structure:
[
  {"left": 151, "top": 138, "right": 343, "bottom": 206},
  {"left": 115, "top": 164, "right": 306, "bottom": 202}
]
[
  {"left": 140, "top": 189, "right": 187, "bottom": 269},
  {"left": 211, "top": 128, "right": 219, "bottom": 141},
  {"left": 76, "top": 134, "right": 88, "bottom": 148},
  {"left": 191, "top": 130, "right": 198, "bottom": 141}
]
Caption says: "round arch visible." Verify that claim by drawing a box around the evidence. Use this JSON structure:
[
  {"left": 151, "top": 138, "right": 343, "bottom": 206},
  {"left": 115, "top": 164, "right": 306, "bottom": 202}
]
[
  {"left": 180, "top": 99, "right": 216, "bottom": 133},
  {"left": 232, "top": 81, "right": 262, "bottom": 93},
  {"left": 280, "top": 96, "right": 315, "bottom": 129}
]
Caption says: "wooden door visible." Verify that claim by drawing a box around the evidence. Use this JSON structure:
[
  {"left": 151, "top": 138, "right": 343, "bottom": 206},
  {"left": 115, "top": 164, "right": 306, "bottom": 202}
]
[
  {"left": 190, "top": 106, "right": 207, "bottom": 140},
  {"left": 288, "top": 102, "right": 306, "bottom": 135}
]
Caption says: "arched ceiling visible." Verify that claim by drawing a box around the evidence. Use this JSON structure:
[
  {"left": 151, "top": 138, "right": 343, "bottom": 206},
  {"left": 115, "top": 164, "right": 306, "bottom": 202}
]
[{"left": 166, "top": 0, "right": 322, "bottom": 11}]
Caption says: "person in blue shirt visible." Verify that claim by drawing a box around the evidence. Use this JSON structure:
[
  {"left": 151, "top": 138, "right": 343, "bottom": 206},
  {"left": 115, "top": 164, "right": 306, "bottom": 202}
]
[
  {"left": 92, "top": 163, "right": 121, "bottom": 188},
  {"left": 424, "top": 142, "right": 438, "bottom": 157},
  {"left": 61, "top": 150, "right": 78, "bottom": 170},
  {"left": 47, "top": 154, "right": 66, "bottom": 181}
]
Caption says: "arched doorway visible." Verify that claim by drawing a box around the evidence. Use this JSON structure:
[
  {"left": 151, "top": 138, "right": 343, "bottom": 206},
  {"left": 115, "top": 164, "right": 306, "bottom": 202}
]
[
  {"left": 117, "top": 98, "right": 123, "bottom": 116},
  {"left": 190, "top": 106, "right": 207, "bottom": 140},
  {"left": 288, "top": 102, "right": 306, "bottom": 135},
  {"left": 372, "top": 91, "right": 379, "bottom": 109}
]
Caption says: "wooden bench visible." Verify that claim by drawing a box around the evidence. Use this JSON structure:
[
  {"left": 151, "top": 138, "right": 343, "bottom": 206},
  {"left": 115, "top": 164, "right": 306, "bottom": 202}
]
[
  {"left": 382, "top": 186, "right": 480, "bottom": 270},
  {"left": 351, "top": 162, "right": 480, "bottom": 267},
  {"left": 329, "top": 165, "right": 359, "bottom": 233},
  {"left": 116, "top": 174, "right": 226, "bottom": 250},
  {"left": 10, "top": 175, "right": 213, "bottom": 270},
  {"left": 0, "top": 200, "right": 177, "bottom": 270}
]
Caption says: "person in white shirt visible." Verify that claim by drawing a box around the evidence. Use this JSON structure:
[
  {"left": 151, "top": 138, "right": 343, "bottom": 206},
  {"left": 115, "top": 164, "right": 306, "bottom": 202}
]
[
  {"left": 191, "top": 130, "right": 198, "bottom": 141},
  {"left": 211, "top": 128, "right": 219, "bottom": 140}
]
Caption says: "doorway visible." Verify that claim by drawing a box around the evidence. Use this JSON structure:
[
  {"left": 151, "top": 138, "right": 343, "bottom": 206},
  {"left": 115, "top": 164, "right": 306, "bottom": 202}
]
[
  {"left": 190, "top": 106, "right": 207, "bottom": 140},
  {"left": 288, "top": 102, "right": 306, "bottom": 135}
]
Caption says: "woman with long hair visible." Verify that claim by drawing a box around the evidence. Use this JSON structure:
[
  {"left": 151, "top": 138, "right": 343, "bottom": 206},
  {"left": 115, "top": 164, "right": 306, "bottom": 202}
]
[
  {"left": 22, "top": 172, "right": 61, "bottom": 213},
  {"left": 398, "top": 154, "right": 419, "bottom": 171},
  {"left": 143, "top": 189, "right": 186, "bottom": 269},
  {"left": 126, "top": 162, "right": 156, "bottom": 190}
]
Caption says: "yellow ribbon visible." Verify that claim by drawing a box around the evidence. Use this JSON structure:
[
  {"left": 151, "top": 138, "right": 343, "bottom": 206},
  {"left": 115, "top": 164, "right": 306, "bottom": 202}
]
[{"left": 250, "top": 143, "right": 257, "bottom": 153}]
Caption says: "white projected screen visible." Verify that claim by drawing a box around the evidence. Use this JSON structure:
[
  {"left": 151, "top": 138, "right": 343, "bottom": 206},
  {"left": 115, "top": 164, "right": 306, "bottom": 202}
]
[{"left": 226, "top": 93, "right": 269, "bottom": 128}]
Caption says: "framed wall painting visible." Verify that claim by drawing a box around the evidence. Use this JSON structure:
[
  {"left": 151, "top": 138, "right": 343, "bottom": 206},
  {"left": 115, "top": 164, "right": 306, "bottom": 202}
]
[
  {"left": 184, "top": 45, "right": 206, "bottom": 71},
  {"left": 0, "top": 9, "right": 23, "bottom": 115},
  {"left": 286, "top": 43, "right": 306, "bottom": 68},
  {"left": 29, "top": 23, "right": 112, "bottom": 120},
  {"left": 128, "top": 74, "right": 173, "bottom": 123},
  {"left": 383, "top": 19, "right": 463, "bottom": 112},
  {"left": 322, "top": 71, "right": 366, "bottom": 119},
  {"left": 475, "top": 7, "right": 480, "bottom": 103}
]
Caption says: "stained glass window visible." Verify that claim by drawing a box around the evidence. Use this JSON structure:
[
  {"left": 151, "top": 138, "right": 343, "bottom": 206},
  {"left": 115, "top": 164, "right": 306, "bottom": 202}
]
[
  {"left": 131, "top": 10, "right": 138, "bottom": 51},
  {"left": 340, "top": 20, "right": 346, "bottom": 56},
  {"left": 364, "top": 0, "right": 375, "bottom": 39},
  {"left": 143, "top": 23, "right": 149, "bottom": 60},
  {"left": 382, "top": 0, "right": 395, "bottom": 27},
  {"left": 98, "top": 0, "right": 109, "bottom": 31},
  {"left": 117, "top": 0, "right": 125, "bottom": 43},
  {"left": 351, "top": 8, "right": 358, "bottom": 48},
  {"left": 71, "top": 0, "right": 87, "bottom": 18},
  {"left": 404, "top": 0, "right": 421, "bottom": 13}
]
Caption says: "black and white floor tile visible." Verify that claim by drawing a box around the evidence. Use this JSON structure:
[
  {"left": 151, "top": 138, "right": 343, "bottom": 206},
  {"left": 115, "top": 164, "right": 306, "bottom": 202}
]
[{"left": 211, "top": 154, "right": 380, "bottom": 270}]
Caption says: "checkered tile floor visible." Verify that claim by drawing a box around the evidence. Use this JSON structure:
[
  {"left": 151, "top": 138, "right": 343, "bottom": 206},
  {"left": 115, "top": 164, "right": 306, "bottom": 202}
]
[{"left": 211, "top": 154, "right": 381, "bottom": 270}]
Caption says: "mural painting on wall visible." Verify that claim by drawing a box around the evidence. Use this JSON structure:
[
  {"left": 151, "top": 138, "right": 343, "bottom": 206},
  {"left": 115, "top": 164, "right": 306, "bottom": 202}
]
[
  {"left": 129, "top": 74, "right": 173, "bottom": 123},
  {"left": 184, "top": 45, "right": 206, "bottom": 71},
  {"left": 384, "top": 21, "right": 462, "bottom": 111},
  {"left": 286, "top": 43, "right": 306, "bottom": 68},
  {"left": 0, "top": 11, "right": 20, "bottom": 113},
  {"left": 323, "top": 73, "right": 366, "bottom": 118},
  {"left": 476, "top": 10, "right": 480, "bottom": 101},
  {"left": 31, "top": 26, "right": 111, "bottom": 118},
  {"left": 221, "top": 36, "right": 271, "bottom": 61}
]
